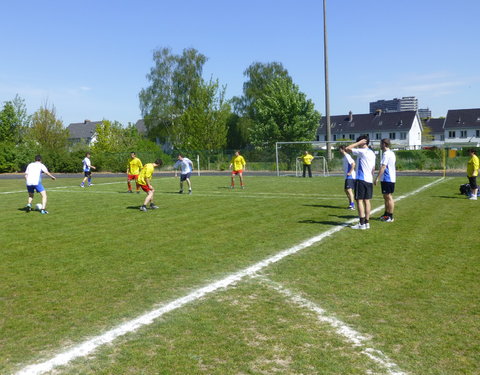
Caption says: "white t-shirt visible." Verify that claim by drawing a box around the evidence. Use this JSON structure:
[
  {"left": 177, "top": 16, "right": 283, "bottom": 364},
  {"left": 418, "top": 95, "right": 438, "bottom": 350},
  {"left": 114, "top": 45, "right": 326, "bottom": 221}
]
[
  {"left": 380, "top": 149, "right": 396, "bottom": 183},
  {"left": 25, "top": 162, "right": 48, "bottom": 186},
  {"left": 342, "top": 153, "right": 356, "bottom": 180},
  {"left": 82, "top": 157, "right": 91, "bottom": 172},
  {"left": 352, "top": 147, "right": 376, "bottom": 183},
  {"left": 173, "top": 158, "right": 193, "bottom": 174}
]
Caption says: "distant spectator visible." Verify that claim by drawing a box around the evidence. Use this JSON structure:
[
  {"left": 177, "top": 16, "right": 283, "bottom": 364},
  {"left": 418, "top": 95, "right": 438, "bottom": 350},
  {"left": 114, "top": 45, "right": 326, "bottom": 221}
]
[
  {"left": 467, "top": 149, "right": 479, "bottom": 200},
  {"left": 299, "top": 151, "right": 314, "bottom": 178}
]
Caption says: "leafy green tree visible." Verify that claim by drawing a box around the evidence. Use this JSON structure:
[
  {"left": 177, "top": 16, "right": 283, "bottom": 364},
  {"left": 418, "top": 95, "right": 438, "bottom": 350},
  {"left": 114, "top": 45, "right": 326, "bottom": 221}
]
[
  {"left": 172, "top": 80, "right": 230, "bottom": 151},
  {"left": 250, "top": 76, "right": 321, "bottom": 149},
  {"left": 29, "top": 104, "right": 68, "bottom": 151},
  {"left": 139, "top": 47, "right": 207, "bottom": 143},
  {"left": 92, "top": 120, "right": 125, "bottom": 153},
  {"left": 0, "top": 101, "right": 19, "bottom": 142},
  {"left": 226, "top": 114, "right": 252, "bottom": 150},
  {"left": 139, "top": 47, "right": 231, "bottom": 152}
]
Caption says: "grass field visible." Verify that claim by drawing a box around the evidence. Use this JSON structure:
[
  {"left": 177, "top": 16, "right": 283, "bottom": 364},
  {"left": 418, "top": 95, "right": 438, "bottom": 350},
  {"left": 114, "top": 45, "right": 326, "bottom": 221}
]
[{"left": 1, "top": 174, "right": 479, "bottom": 375}]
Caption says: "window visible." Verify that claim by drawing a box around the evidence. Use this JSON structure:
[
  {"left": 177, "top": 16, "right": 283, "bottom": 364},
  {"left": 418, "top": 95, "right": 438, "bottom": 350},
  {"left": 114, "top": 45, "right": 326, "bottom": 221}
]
[
  {"left": 349, "top": 134, "right": 355, "bottom": 140},
  {"left": 333, "top": 134, "right": 337, "bottom": 141},
  {"left": 389, "top": 132, "right": 396, "bottom": 140},
  {"left": 375, "top": 133, "right": 381, "bottom": 140},
  {"left": 400, "top": 132, "right": 407, "bottom": 140},
  {"left": 449, "top": 131, "right": 456, "bottom": 138},
  {"left": 440, "top": 134, "right": 445, "bottom": 141},
  {"left": 476, "top": 130, "right": 480, "bottom": 137},
  {"left": 460, "top": 130, "right": 467, "bottom": 138}
]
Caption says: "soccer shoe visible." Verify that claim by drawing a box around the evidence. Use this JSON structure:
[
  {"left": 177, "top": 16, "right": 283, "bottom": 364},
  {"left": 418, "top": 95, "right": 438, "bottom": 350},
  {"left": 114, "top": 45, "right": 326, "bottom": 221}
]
[
  {"left": 241, "top": 186, "right": 245, "bottom": 189},
  {"left": 351, "top": 223, "right": 366, "bottom": 230},
  {"left": 365, "top": 223, "right": 370, "bottom": 229},
  {"left": 385, "top": 217, "right": 395, "bottom": 222},
  {"left": 127, "top": 190, "right": 133, "bottom": 193},
  {"left": 88, "top": 184, "right": 94, "bottom": 187},
  {"left": 379, "top": 215, "right": 388, "bottom": 221},
  {"left": 40, "top": 209, "right": 49, "bottom": 215},
  {"left": 150, "top": 204, "right": 159, "bottom": 209},
  {"left": 178, "top": 190, "right": 183, "bottom": 194},
  {"left": 80, "top": 184, "right": 85, "bottom": 188},
  {"left": 139, "top": 206, "right": 147, "bottom": 212},
  {"left": 469, "top": 196, "right": 478, "bottom": 200},
  {"left": 25, "top": 204, "right": 32, "bottom": 212},
  {"left": 347, "top": 205, "right": 355, "bottom": 210},
  {"left": 188, "top": 190, "right": 192, "bottom": 195}
]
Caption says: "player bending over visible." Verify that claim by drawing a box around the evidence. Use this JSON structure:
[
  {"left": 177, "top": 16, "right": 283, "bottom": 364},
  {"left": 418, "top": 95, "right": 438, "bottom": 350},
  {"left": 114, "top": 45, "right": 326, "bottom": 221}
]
[{"left": 137, "top": 159, "right": 163, "bottom": 212}]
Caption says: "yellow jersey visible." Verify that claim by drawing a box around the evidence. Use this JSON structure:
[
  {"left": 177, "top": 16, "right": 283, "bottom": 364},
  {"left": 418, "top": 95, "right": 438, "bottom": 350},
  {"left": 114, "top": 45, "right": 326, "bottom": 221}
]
[
  {"left": 137, "top": 163, "right": 155, "bottom": 186},
  {"left": 467, "top": 154, "right": 479, "bottom": 177},
  {"left": 127, "top": 157, "right": 143, "bottom": 175},
  {"left": 230, "top": 155, "right": 246, "bottom": 171},
  {"left": 301, "top": 153, "right": 314, "bottom": 165}
]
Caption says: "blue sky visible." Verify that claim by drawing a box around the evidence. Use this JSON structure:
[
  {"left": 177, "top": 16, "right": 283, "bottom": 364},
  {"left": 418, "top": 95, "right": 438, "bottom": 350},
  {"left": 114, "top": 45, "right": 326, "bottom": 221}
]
[{"left": 1, "top": 0, "right": 479, "bottom": 126}]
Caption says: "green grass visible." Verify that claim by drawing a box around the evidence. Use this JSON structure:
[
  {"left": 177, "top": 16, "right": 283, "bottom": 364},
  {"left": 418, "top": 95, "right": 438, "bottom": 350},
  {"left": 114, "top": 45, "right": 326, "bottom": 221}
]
[{"left": 1, "top": 175, "right": 479, "bottom": 374}]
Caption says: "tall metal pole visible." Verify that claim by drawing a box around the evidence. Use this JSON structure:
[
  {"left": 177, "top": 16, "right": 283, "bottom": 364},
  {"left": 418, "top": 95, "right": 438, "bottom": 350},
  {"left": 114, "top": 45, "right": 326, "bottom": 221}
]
[{"left": 323, "top": 0, "right": 332, "bottom": 161}]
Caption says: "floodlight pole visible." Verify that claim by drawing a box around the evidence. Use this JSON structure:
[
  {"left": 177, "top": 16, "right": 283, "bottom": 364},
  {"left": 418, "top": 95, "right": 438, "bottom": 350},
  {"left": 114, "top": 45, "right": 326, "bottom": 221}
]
[{"left": 323, "top": 0, "right": 332, "bottom": 161}]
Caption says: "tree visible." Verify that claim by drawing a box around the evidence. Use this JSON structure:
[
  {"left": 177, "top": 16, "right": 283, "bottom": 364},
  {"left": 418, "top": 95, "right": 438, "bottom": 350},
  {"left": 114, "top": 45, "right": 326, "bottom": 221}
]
[
  {"left": 29, "top": 104, "right": 68, "bottom": 151},
  {"left": 235, "top": 62, "right": 290, "bottom": 118},
  {"left": 250, "top": 76, "right": 321, "bottom": 149},
  {"left": 139, "top": 47, "right": 207, "bottom": 143},
  {"left": 0, "top": 101, "right": 19, "bottom": 142},
  {"left": 139, "top": 47, "right": 231, "bottom": 152}
]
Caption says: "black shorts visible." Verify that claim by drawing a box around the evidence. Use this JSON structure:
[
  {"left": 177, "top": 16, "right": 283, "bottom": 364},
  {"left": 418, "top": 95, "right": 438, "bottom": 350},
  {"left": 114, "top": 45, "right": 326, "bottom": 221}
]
[
  {"left": 468, "top": 176, "right": 478, "bottom": 189},
  {"left": 354, "top": 180, "right": 373, "bottom": 200},
  {"left": 180, "top": 172, "right": 191, "bottom": 181},
  {"left": 381, "top": 181, "right": 395, "bottom": 194},
  {"left": 84, "top": 171, "right": 92, "bottom": 177},
  {"left": 344, "top": 179, "right": 355, "bottom": 190}
]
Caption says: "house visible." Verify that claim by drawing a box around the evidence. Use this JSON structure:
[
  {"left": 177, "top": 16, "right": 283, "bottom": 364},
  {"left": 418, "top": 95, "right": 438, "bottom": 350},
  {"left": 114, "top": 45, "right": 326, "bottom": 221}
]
[
  {"left": 423, "top": 118, "right": 445, "bottom": 145},
  {"left": 67, "top": 120, "right": 102, "bottom": 145},
  {"left": 443, "top": 108, "right": 480, "bottom": 145},
  {"left": 317, "top": 110, "right": 423, "bottom": 149}
]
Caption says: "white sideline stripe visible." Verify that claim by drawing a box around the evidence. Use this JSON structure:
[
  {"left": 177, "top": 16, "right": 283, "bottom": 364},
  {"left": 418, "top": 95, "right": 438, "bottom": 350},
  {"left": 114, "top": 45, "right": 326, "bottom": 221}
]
[
  {"left": 0, "top": 181, "right": 124, "bottom": 195},
  {"left": 259, "top": 277, "right": 407, "bottom": 375},
  {"left": 13, "top": 178, "right": 443, "bottom": 375}
]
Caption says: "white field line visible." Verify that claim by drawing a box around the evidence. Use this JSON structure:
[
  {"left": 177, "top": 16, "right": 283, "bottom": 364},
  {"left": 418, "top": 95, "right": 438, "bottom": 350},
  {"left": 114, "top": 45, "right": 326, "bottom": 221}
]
[
  {"left": 0, "top": 181, "right": 124, "bottom": 195},
  {"left": 13, "top": 178, "right": 444, "bottom": 375},
  {"left": 259, "top": 277, "right": 406, "bottom": 375}
]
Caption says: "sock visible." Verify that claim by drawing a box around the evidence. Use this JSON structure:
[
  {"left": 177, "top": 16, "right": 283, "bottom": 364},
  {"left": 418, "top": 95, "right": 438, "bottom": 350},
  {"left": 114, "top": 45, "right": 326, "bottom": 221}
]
[{"left": 360, "top": 217, "right": 366, "bottom": 225}]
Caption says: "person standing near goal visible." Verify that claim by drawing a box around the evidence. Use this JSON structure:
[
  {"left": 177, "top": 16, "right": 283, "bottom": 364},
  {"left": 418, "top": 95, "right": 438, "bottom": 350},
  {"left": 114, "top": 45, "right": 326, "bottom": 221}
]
[
  {"left": 375, "top": 138, "right": 396, "bottom": 222},
  {"left": 466, "top": 148, "right": 479, "bottom": 200},
  {"left": 229, "top": 151, "right": 246, "bottom": 189},
  {"left": 137, "top": 159, "right": 163, "bottom": 212},
  {"left": 338, "top": 145, "right": 356, "bottom": 210},
  {"left": 299, "top": 150, "right": 314, "bottom": 178},
  {"left": 126, "top": 151, "right": 143, "bottom": 193},
  {"left": 346, "top": 135, "right": 376, "bottom": 230},
  {"left": 173, "top": 154, "right": 193, "bottom": 194},
  {"left": 24, "top": 155, "right": 56, "bottom": 214}
]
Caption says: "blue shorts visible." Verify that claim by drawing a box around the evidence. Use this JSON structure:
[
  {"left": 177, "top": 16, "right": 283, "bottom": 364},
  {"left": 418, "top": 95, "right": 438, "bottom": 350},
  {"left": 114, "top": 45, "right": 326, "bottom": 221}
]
[
  {"left": 180, "top": 172, "right": 191, "bottom": 181},
  {"left": 344, "top": 179, "right": 355, "bottom": 190},
  {"left": 27, "top": 184, "right": 45, "bottom": 193}
]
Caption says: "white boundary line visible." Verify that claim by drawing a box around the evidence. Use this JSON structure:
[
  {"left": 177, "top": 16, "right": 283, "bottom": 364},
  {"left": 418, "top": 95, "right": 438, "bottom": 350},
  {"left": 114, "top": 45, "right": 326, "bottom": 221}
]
[
  {"left": 258, "top": 277, "right": 407, "bottom": 375},
  {"left": 13, "top": 178, "right": 444, "bottom": 375}
]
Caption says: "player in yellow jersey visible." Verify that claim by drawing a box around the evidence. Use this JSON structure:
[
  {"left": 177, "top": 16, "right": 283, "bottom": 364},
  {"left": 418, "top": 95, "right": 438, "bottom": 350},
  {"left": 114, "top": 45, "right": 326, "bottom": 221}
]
[
  {"left": 467, "top": 149, "right": 479, "bottom": 200},
  {"left": 298, "top": 151, "right": 315, "bottom": 178},
  {"left": 229, "top": 150, "right": 246, "bottom": 189},
  {"left": 137, "top": 159, "right": 163, "bottom": 211},
  {"left": 126, "top": 152, "right": 143, "bottom": 193}
]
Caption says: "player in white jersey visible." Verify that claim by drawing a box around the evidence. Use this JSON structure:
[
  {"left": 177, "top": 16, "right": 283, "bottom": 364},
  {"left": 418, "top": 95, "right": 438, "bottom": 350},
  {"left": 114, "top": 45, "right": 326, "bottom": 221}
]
[
  {"left": 375, "top": 138, "right": 396, "bottom": 222},
  {"left": 80, "top": 152, "right": 96, "bottom": 187},
  {"left": 338, "top": 145, "right": 356, "bottom": 210},
  {"left": 24, "top": 155, "right": 56, "bottom": 214},
  {"left": 346, "top": 135, "right": 376, "bottom": 230},
  {"left": 173, "top": 154, "right": 193, "bottom": 194}
]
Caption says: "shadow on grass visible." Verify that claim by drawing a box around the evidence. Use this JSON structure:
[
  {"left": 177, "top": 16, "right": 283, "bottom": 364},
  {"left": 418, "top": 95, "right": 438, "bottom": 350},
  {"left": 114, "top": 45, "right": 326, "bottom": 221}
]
[
  {"left": 298, "top": 219, "right": 349, "bottom": 226},
  {"left": 304, "top": 204, "right": 344, "bottom": 209},
  {"left": 435, "top": 195, "right": 467, "bottom": 199}
]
